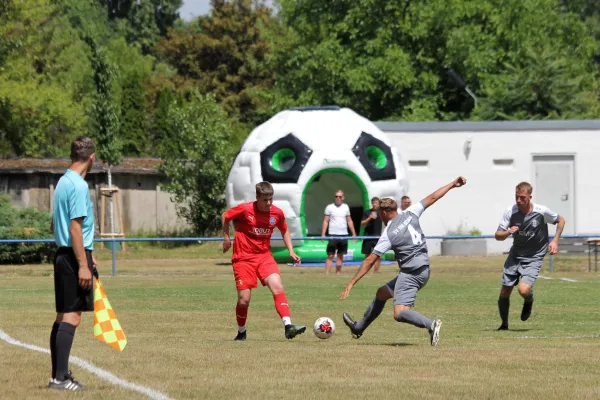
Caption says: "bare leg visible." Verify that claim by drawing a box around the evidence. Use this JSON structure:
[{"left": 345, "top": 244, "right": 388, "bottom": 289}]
[
  {"left": 336, "top": 253, "right": 344, "bottom": 275},
  {"left": 373, "top": 258, "right": 381, "bottom": 273},
  {"left": 325, "top": 254, "right": 334, "bottom": 274}
]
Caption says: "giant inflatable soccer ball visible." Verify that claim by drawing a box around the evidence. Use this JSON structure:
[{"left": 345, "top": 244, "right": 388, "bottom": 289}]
[{"left": 226, "top": 106, "right": 408, "bottom": 262}]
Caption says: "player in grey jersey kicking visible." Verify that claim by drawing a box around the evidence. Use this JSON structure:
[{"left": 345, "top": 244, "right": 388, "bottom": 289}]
[
  {"left": 339, "top": 176, "right": 467, "bottom": 346},
  {"left": 495, "top": 181, "right": 565, "bottom": 330}
]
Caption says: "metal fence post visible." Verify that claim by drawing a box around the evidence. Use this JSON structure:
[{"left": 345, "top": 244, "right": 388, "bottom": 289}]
[
  {"left": 549, "top": 255, "right": 554, "bottom": 273},
  {"left": 111, "top": 238, "right": 117, "bottom": 277}
]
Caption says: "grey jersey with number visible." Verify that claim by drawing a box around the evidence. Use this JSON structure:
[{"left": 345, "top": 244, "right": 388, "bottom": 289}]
[
  {"left": 497, "top": 203, "right": 559, "bottom": 260},
  {"left": 372, "top": 201, "right": 429, "bottom": 271}
]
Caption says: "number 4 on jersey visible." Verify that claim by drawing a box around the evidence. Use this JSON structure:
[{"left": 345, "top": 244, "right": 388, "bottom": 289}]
[{"left": 407, "top": 224, "right": 422, "bottom": 245}]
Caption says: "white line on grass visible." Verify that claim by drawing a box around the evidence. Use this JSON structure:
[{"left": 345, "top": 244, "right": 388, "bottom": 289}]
[
  {"left": 0, "top": 329, "right": 173, "bottom": 400},
  {"left": 559, "top": 278, "right": 579, "bottom": 282},
  {"left": 539, "top": 275, "right": 579, "bottom": 282}
]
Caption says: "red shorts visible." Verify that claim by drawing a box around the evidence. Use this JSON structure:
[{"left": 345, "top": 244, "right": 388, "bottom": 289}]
[{"left": 232, "top": 254, "right": 280, "bottom": 290}]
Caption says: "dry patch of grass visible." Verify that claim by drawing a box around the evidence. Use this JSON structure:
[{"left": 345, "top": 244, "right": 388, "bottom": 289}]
[{"left": 1, "top": 253, "right": 599, "bottom": 399}]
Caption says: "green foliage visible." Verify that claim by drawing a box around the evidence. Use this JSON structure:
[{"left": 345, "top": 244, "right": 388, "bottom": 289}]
[
  {"left": 118, "top": 70, "right": 151, "bottom": 155},
  {"left": 99, "top": 0, "right": 182, "bottom": 52},
  {"left": 127, "top": 227, "right": 198, "bottom": 249},
  {"left": 474, "top": 49, "right": 599, "bottom": 120},
  {"left": 104, "top": 37, "right": 154, "bottom": 155},
  {"left": 0, "top": 196, "right": 56, "bottom": 264},
  {"left": 269, "top": 0, "right": 600, "bottom": 122},
  {"left": 0, "top": 0, "right": 90, "bottom": 158},
  {"left": 446, "top": 222, "right": 482, "bottom": 237},
  {"left": 158, "top": 90, "right": 236, "bottom": 235},
  {"left": 154, "top": 0, "right": 279, "bottom": 124},
  {"left": 86, "top": 34, "right": 123, "bottom": 166}
]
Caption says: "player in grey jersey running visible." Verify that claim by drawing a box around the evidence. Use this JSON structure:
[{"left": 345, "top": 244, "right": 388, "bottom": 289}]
[
  {"left": 339, "top": 176, "right": 467, "bottom": 346},
  {"left": 495, "top": 181, "right": 565, "bottom": 330}
]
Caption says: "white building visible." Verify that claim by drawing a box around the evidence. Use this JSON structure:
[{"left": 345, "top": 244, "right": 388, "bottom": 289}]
[{"left": 376, "top": 120, "right": 600, "bottom": 254}]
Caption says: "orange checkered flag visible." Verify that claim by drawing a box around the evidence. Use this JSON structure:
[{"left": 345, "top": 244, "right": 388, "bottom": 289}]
[{"left": 93, "top": 277, "right": 127, "bottom": 352}]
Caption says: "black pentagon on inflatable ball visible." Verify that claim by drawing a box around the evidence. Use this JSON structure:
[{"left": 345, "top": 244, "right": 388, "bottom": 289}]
[
  {"left": 352, "top": 132, "right": 396, "bottom": 181},
  {"left": 260, "top": 133, "right": 313, "bottom": 184}
]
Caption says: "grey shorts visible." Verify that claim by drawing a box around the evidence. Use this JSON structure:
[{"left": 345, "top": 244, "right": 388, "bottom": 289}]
[
  {"left": 385, "top": 265, "right": 430, "bottom": 306},
  {"left": 502, "top": 254, "right": 543, "bottom": 287}
]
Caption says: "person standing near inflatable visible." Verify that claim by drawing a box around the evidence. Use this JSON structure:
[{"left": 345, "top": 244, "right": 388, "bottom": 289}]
[{"left": 322, "top": 190, "right": 357, "bottom": 275}]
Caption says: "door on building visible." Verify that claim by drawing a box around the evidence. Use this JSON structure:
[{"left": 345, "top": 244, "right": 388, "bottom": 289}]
[{"left": 532, "top": 155, "right": 575, "bottom": 235}]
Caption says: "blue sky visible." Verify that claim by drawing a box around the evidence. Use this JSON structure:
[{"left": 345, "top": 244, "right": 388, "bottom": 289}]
[
  {"left": 178, "top": 0, "right": 275, "bottom": 21},
  {"left": 178, "top": 0, "right": 211, "bottom": 20}
]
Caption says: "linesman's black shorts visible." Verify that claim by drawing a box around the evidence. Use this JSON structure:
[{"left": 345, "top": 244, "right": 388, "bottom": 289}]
[
  {"left": 54, "top": 247, "right": 94, "bottom": 313},
  {"left": 326, "top": 236, "right": 348, "bottom": 255}
]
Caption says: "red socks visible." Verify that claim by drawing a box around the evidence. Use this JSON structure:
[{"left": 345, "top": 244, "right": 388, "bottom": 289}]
[
  {"left": 273, "top": 293, "right": 291, "bottom": 320},
  {"left": 236, "top": 303, "right": 248, "bottom": 328},
  {"left": 236, "top": 293, "right": 292, "bottom": 329}
]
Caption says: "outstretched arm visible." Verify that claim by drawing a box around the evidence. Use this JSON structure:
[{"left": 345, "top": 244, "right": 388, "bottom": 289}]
[
  {"left": 340, "top": 228, "right": 391, "bottom": 299},
  {"left": 421, "top": 176, "right": 467, "bottom": 209},
  {"left": 338, "top": 253, "right": 380, "bottom": 299}
]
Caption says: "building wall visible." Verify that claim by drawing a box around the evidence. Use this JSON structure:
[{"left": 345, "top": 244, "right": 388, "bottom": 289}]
[
  {"left": 377, "top": 126, "right": 600, "bottom": 240},
  {"left": 0, "top": 172, "right": 189, "bottom": 234}
]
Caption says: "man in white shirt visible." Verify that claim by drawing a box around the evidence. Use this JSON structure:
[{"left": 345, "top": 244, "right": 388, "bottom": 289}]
[{"left": 321, "top": 190, "right": 357, "bottom": 274}]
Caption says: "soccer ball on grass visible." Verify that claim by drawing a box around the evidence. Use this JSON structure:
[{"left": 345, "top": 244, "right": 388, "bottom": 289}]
[{"left": 313, "top": 317, "right": 335, "bottom": 339}]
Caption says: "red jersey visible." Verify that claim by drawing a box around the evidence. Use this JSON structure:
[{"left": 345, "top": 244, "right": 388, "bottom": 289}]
[{"left": 223, "top": 202, "right": 288, "bottom": 259}]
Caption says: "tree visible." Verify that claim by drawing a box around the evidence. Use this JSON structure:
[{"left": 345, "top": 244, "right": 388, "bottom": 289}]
[
  {"left": 99, "top": 0, "right": 182, "bottom": 53},
  {"left": 159, "top": 90, "right": 236, "bottom": 235},
  {"left": 266, "top": 0, "right": 599, "bottom": 122},
  {"left": 474, "top": 48, "right": 599, "bottom": 120},
  {"left": 0, "top": 0, "right": 91, "bottom": 157},
  {"left": 86, "top": 34, "right": 122, "bottom": 238},
  {"left": 154, "top": 0, "right": 279, "bottom": 124}
]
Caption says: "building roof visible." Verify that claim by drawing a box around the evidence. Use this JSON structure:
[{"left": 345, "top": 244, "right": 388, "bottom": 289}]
[
  {"left": 375, "top": 119, "right": 600, "bottom": 132},
  {"left": 0, "top": 158, "right": 164, "bottom": 175}
]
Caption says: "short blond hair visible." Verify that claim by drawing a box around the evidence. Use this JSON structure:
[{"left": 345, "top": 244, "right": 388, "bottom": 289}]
[
  {"left": 516, "top": 182, "right": 533, "bottom": 195},
  {"left": 379, "top": 198, "right": 398, "bottom": 212},
  {"left": 256, "top": 181, "right": 274, "bottom": 197}
]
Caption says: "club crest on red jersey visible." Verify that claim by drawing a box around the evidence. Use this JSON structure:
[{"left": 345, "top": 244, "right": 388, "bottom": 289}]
[{"left": 269, "top": 217, "right": 276, "bottom": 226}]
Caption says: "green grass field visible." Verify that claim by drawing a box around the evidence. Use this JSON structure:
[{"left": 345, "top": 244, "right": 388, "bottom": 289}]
[{"left": 1, "top": 245, "right": 600, "bottom": 399}]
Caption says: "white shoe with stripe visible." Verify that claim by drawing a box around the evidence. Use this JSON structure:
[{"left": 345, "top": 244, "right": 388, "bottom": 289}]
[{"left": 429, "top": 319, "right": 442, "bottom": 347}]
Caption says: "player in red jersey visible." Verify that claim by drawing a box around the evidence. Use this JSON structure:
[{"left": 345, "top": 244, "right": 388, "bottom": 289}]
[{"left": 222, "top": 181, "right": 306, "bottom": 340}]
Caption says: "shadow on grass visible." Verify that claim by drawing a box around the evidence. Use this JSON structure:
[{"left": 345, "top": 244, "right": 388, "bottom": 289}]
[
  {"left": 357, "top": 342, "right": 416, "bottom": 347},
  {"left": 482, "top": 327, "right": 538, "bottom": 332}
]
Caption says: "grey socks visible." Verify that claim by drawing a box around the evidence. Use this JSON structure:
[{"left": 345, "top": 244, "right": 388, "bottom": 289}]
[
  {"left": 355, "top": 297, "right": 386, "bottom": 332},
  {"left": 396, "top": 310, "right": 434, "bottom": 330}
]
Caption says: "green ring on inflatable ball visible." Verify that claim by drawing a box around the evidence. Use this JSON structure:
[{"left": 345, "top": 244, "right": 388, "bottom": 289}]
[
  {"left": 366, "top": 145, "right": 387, "bottom": 169},
  {"left": 270, "top": 148, "right": 296, "bottom": 172},
  {"left": 271, "top": 240, "right": 395, "bottom": 264}
]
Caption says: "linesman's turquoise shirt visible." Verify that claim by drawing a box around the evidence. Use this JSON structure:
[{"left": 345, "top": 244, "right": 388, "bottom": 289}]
[{"left": 53, "top": 169, "right": 94, "bottom": 250}]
